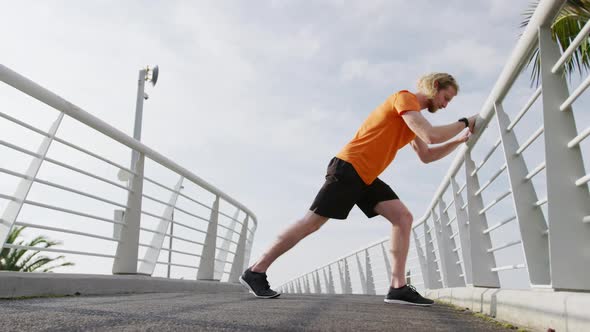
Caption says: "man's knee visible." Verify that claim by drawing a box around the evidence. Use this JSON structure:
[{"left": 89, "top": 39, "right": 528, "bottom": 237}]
[
  {"left": 301, "top": 212, "right": 328, "bottom": 234},
  {"left": 400, "top": 210, "right": 413, "bottom": 228}
]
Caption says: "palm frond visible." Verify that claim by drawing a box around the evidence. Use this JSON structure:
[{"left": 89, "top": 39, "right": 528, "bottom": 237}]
[{"left": 521, "top": 0, "right": 590, "bottom": 86}]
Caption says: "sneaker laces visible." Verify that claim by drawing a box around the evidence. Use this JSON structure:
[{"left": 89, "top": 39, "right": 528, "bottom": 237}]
[{"left": 407, "top": 284, "right": 418, "bottom": 293}]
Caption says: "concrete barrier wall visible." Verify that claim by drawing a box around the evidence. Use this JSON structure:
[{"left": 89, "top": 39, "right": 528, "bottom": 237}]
[
  {"left": 0, "top": 272, "right": 246, "bottom": 298},
  {"left": 426, "top": 287, "right": 590, "bottom": 332}
]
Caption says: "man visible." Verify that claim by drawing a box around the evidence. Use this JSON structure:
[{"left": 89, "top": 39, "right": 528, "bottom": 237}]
[{"left": 240, "top": 73, "right": 476, "bottom": 306}]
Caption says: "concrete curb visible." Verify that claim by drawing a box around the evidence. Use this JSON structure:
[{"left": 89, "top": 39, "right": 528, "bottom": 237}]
[
  {"left": 426, "top": 287, "right": 590, "bottom": 332},
  {"left": 0, "top": 271, "right": 246, "bottom": 298}
]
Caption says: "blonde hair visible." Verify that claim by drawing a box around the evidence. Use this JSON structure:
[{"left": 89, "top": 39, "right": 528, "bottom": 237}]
[{"left": 417, "top": 73, "right": 459, "bottom": 98}]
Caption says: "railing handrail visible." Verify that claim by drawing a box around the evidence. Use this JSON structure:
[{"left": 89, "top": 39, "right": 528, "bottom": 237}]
[{"left": 0, "top": 64, "right": 257, "bottom": 226}]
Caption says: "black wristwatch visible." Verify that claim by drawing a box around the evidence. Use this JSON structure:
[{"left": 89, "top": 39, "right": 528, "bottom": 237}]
[{"left": 458, "top": 117, "right": 469, "bottom": 128}]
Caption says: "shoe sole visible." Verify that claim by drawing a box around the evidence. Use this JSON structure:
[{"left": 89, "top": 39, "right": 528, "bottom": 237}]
[
  {"left": 239, "top": 276, "right": 281, "bottom": 299},
  {"left": 384, "top": 299, "right": 433, "bottom": 306}
]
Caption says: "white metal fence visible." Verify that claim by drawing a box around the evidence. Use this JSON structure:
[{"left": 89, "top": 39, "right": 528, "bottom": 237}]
[
  {"left": 279, "top": 0, "right": 590, "bottom": 294},
  {"left": 0, "top": 65, "right": 257, "bottom": 282}
]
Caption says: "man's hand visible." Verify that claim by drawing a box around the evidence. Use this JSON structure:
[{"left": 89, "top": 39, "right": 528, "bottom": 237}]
[
  {"left": 468, "top": 115, "right": 477, "bottom": 133},
  {"left": 455, "top": 129, "right": 471, "bottom": 143}
]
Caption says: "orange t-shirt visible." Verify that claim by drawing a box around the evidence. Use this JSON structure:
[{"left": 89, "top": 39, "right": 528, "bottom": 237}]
[{"left": 336, "top": 90, "right": 421, "bottom": 185}]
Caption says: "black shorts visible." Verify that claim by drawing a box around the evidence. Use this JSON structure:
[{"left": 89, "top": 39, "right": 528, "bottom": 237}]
[{"left": 309, "top": 157, "right": 399, "bottom": 219}]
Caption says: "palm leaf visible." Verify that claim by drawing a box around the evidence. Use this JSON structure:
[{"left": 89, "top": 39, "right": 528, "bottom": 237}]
[{"left": 521, "top": 0, "right": 590, "bottom": 86}]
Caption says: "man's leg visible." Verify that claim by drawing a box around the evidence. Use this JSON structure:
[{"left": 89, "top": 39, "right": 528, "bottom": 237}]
[
  {"left": 250, "top": 210, "right": 329, "bottom": 272},
  {"left": 374, "top": 198, "right": 433, "bottom": 306},
  {"left": 239, "top": 210, "right": 329, "bottom": 298},
  {"left": 374, "top": 199, "right": 413, "bottom": 288}
]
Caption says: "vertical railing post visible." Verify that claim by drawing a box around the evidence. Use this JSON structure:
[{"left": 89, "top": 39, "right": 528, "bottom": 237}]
[
  {"left": 355, "top": 253, "right": 368, "bottom": 294},
  {"left": 215, "top": 207, "right": 241, "bottom": 280},
  {"left": 197, "top": 196, "right": 220, "bottom": 280},
  {"left": 343, "top": 258, "right": 353, "bottom": 294},
  {"left": 494, "top": 102, "right": 551, "bottom": 286},
  {"left": 113, "top": 152, "right": 145, "bottom": 274},
  {"left": 242, "top": 224, "right": 256, "bottom": 272},
  {"left": 380, "top": 242, "right": 392, "bottom": 285},
  {"left": 328, "top": 265, "right": 336, "bottom": 294},
  {"left": 423, "top": 216, "right": 442, "bottom": 289},
  {"left": 450, "top": 177, "right": 473, "bottom": 285},
  {"left": 1, "top": 112, "right": 64, "bottom": 247},
  {"left": 464, "top": 152, "right": 500, "bottom": 287},
  {"left": 228, "top": 215, "right": 249, "bottom": 283},
  {"left": 539, "top": 26, "right": 590, "bottom": 290},
  {"left": 314, "top": 271, "right": 322, "bottom": 294},
  {"left": 430, "top": 208, "right": 448, "bottom": 287},
  {"left": 412, "top": 229, "right": 428, "bottom": 287},
  {"left": 365, "top": 249, "right": 376, "bottom": 295},
  {"left": 138, "top": 177, "right": 184, "bottom": 275},
  {"left": 437, "top": 200, "right": 465, "bottom": 287},
  {"left": 323, "top": 268, "right": 333, "bottom": 294},
  {"left": 337, "top": 260, "right": 346, "bottom": 293},
  {"left": 304, "top": 276, "right": 311, "bottom": 294}
]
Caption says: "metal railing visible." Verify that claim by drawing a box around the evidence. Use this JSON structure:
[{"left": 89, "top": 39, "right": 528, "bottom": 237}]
[
  {"left": 279, "top": 0, "right": 590, "bottom": 294},
  {"left": 0, "top": 65, "right": 257, "bottom": 282}
]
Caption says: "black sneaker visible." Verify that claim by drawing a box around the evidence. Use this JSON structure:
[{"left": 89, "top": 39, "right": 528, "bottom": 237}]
[
  {"left": 239, "top": 268, "right": 281, "bottom": 299},
  {"left": 384, "top": 285, "right": 434, "bottom": 306}
]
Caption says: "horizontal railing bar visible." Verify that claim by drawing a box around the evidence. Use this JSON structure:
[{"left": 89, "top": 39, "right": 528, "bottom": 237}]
[
  {"left": 217, "top": 223, "right": 241, "bottom": 236},
  {"left": 143, "top": 176, "right": 212, "bottom": 211},
  {"left": 507, "top": 87, "right": 542, "bottom": 131},
  {"left": 0, "top": 193, "right": 126, "bottom": 226},
  {"left": 214, "top": 258, "right": 233, "bottom": 264},
  {"left": 450, "top": 231, "right": 459, "bottom": 240},
  {"left": 461, "top": 202, "right": 468, "bottom": 210},
  {"left": 169, "top": 219, "right": 207, "bottom": 235},
  {"left": 2, "top": 244, "right": 116, "bottom": 258},
  {"left": 164, "top": 233, "right": 204, "bottom": 246},
  {"left": 138, "top": 242, "right": 159, "bottom": 250},
  {"left": 479, "top": 190, "right": 512, "bottom": 215},
  {"left": 515, "top": 126, "right": 544, "bottom": 155},
  {"left": 575, "top": 174, "right": 590, "bottom": 187},
  {"left": 442, "top": 199, "right": 455, "bottom": 214},
  {"left": 475, "top": 163, "right": 507, "bottom": 197},
  {"left": 14, "top": 221, "right": 120, "bottom": 243},
  {"left": 535, "top": 197, "right": 548, "bottom": 207},
  {"left": 0, "top": 139, "right": 132, "bottom": 192},
  {"left": 456, "top": 260, "right": 463, "bottom": 265},
  {"left": 471, "top": 138, "right": 502, "bottom": 177},
  {"left": 568, "top": 126, "right": 590, "bottom": 148},
  {"left": 217, "top": 235, "right": 239, "bottom": 246},
  {"left": 491, "top": 264, "right": 526, "bottom": 272},
  {"left": 525, "top": 162, "right": 546, "bottom": 181},
  {"left": 487, "top": 239, "right": 522, "bottom": 253},
  {"left": 552, "top": 19, "right": 590, "bottom": 73},
  {"left": 139, "top": 227, "right": 166, "bottom": 236},
  {"left": 157, "top": 247, "right": 202, "bottom": 258},
  {"left": 483, "top": 215, "right": 517, "bottom": 234},
  {"left": 141, "top": 193, "right": 206, "bottom": 222},
  {"left": 445, "top": 215, "right": 457, "bottom": 226},
  {"left": 0, "top": 111, "right": 138, "bottom": 177},
  {"left": 560, "top": 74, "right": 590, "bottom": 111},
  {"left": 457, "top": 182, "right": 467, "bottom": 195},
  {"left": 0, "top": 168, "right": 127, "bottom": 209},
  {"left": 155, "top": 261, "right": 198, "bottom": 269},
  {"left": 452, "top": 246, "right": 460, "bottom": 253}
]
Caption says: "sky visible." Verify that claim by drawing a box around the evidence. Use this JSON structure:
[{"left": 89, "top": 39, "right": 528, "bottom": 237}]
[{"left": 1, "top": 0, "right": 567, "bottom": 290}]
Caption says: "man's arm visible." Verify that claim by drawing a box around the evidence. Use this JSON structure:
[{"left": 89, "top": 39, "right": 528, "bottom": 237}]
[
  {"left": 411, "top": 130, "right": 471, "bottom": 163},
  {"left": 402, "top": 112, "right": 476, "bottom": 144}
]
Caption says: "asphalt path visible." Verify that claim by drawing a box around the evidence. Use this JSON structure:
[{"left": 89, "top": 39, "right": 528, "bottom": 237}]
[{"left": 0, "top": 292, "right": 514, "bottom": 331}]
